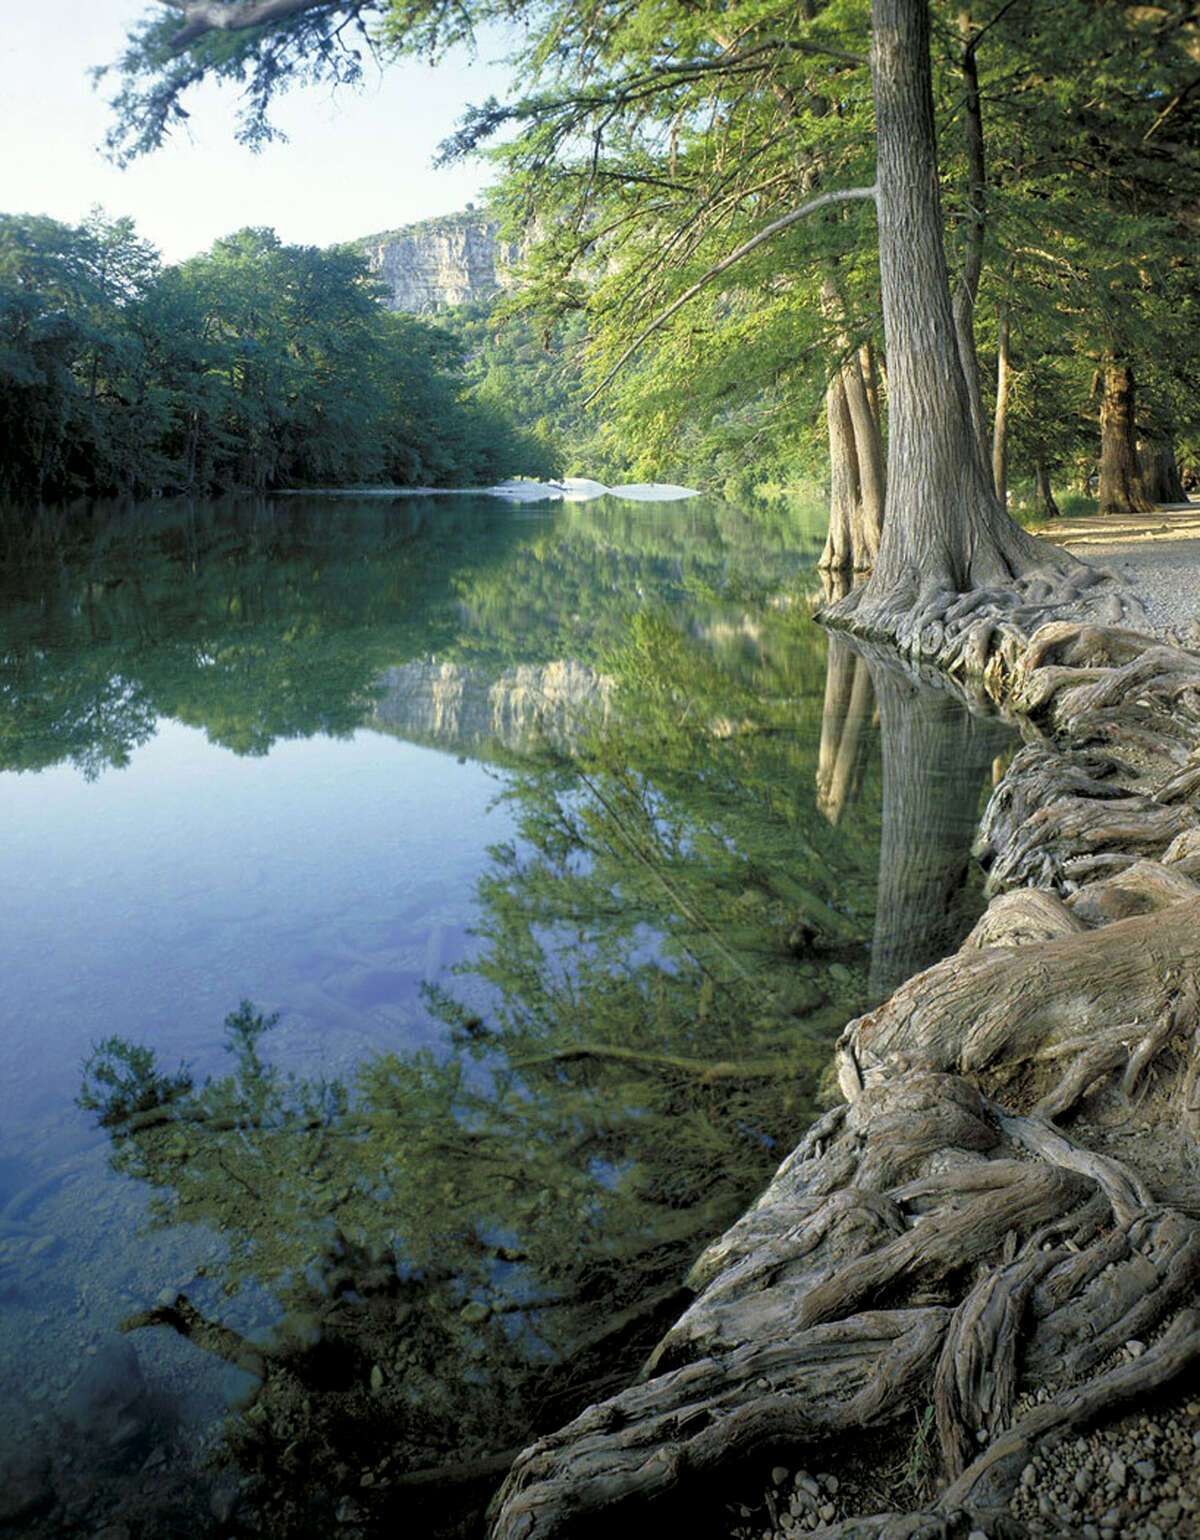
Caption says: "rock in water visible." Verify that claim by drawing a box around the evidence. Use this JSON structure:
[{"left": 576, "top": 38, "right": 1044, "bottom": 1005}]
[{"left": 63, "top": 1338, "right": 150, "bottom": 1452}]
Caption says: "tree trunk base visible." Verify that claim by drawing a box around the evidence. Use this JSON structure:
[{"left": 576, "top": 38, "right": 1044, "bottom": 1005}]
[
  {"left": 489, "top": 618, "right": 1200, "bottom": 1540},
  {"left": 820, "top": 549, "right": 1148, "bottom": 688}
]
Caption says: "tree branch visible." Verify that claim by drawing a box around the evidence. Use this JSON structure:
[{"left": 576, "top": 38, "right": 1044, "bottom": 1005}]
[
  {"left": 161, "top": 0, "right": 354, "bottom": 50},
  {"left": 582, "top": 185, "right": 877, "bottom": 405}
]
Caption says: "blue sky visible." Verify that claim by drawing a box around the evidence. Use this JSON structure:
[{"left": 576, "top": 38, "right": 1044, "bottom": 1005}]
[{"left": 0, "top": 1, "right": 516, "bottom": 261}]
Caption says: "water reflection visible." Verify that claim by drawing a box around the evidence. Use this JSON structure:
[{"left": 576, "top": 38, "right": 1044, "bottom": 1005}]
[
  {"left": 816, "top": 632, "right": 875, "bottom": 827},
  {"left": 72, "top": 592, "right": 878, "bottom": 1538},
  {"left": 815, "top": 576, "right": 1014, "bottom": 1000},
  {"left": 0, "top": 495, "right": 1008, "bottom": 1538}
]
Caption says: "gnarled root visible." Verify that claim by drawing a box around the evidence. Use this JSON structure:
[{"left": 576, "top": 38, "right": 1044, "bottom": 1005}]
[
  {"left": 489, "top": 1060, "right": 1200, "bottom": 1539},
  {"left": 821, "top": 550, "right": 1147, "bottom": 685},
  {"left": 488, "top": 621, "right": 1200, "bottom": 1540}
]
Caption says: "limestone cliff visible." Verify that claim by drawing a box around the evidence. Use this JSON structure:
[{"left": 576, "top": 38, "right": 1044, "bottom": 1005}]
[{"left": 357, "top": 210, "right": 523, "bottom": 314}]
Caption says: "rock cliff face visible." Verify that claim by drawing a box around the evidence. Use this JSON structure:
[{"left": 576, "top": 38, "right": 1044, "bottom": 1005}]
[
  {"left": 357, "top": 212, "right": 523, "bottom": 314},
  {"left": 370, "top": 658, "right": 611, "bottom": 755}
]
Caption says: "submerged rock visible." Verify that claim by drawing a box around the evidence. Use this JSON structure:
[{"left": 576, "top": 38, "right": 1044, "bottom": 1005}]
[{"left": 63, "top": 1338, "right": 150, "bottom": 1452}]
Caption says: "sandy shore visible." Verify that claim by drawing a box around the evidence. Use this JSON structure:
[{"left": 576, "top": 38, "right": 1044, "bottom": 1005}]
[{"left": 1037, "top": 501, "right": 1200, "bottom": 642}]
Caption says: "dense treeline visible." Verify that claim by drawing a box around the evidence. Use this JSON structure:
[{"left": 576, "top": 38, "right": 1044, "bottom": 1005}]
[
  {"left": 441, "top": 298, "right": 821, "bottom": 498},
  {"left": 461, "top": 0, "right": 1200, "bottom": 526},
  {"left": 0, "top": 210, "right": 557, "bottom": 505}
]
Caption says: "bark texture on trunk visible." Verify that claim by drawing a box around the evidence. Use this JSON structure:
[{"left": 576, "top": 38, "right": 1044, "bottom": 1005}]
[
  {"left": 1098, "top": 361, "right": 1154, "bottom": 516},
  {"left": 991, "top": 308, "right": 1011, "bottom": 504},
  {"left": 951, "top": 10, "right": 989, "bottom": 466},
  {"left": 820, "top": 371, "right": 860, "bottom": 572},
  {"left": 824, "top": 0, "right": 1092, "bottom": 664},
  {"left": 820, "top": 276, "right": 885, "bottom": 573},
  {"left": 842, "top": 353, "right": 886, "bottom": 566}
]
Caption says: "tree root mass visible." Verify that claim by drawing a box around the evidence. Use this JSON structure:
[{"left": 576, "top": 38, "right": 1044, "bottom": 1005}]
[{"left": 487, "top": 614, "right": 1200, "bottom": 1539}]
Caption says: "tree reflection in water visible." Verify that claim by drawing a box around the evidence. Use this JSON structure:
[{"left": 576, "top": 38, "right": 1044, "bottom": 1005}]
[
  {"left": 78, "top": 604, "right": 881, "bottom": 1538},
  {"left": 816, "top": 575, "right": 1015, "bottom": 1001}
]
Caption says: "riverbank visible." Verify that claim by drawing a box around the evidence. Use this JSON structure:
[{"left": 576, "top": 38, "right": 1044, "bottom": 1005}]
[
  {"left": 487, "top": 523, "right": 1200, "bottom": 1540},
  {"left": 728, "top": 510, "right": 1200, "bottom": 1540}
]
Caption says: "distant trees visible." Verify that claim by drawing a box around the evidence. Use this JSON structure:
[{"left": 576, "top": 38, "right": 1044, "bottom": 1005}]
[{"left": 0, "top": 211, "right": 556, "bottom": 504}]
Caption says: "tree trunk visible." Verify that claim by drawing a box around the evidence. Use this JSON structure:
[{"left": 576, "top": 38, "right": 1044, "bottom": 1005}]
[
  {"left": 862, "top": 340, "right": 883, "bottom": 428},
  {"left": 1139, "top": 435, "right": 1186, "bottom": 504},
  {"left": 1098, "top": 360, "right": 1154, "bottom": 516},
  {"left": 951, "top": 10, "right": 989, "bottom": 467},
  {"left": 488, "top": 625, "right": 1200, "bottom": 1540},
  {"left": 843, "top": 354, "right": 886, "bottom": 567},
  {"left": 821, "top": 274, "right": 886, "bottom": 571},
  {"left": 992, "top": 307, "right": 1011, "bottom": 504},
  {"left": 826, "top": 0, "right": 1074, "bottom": 653},
  {"left": 1035, "top": 456, "right": 1060, "bottom": 517},
  {"left": 820, "top": 370, "right": 860, "bottom": 572}
]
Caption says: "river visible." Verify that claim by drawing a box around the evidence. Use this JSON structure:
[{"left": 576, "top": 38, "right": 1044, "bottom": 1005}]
[{"left": 0, "top": 492, "right": 1011, "bottom": 1538}]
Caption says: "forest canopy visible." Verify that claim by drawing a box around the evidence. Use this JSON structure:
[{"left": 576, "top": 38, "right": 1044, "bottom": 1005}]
[{"left": 0, "top": 209, "right": 557, "bottom": 504}]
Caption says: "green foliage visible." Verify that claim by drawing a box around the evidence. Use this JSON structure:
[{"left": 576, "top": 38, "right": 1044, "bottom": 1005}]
[
  {"left": 71, "top": 558, "right": 883, "bottom": 1532},
  {"left": 78, "top": 1035, "right": 193, "bottom": 1126},
  {"left": 0, "top": 212, "right": 553, "bottom": 504},
  {"left": 93, "top": 2, "right": 1200, "bottom": 500}
]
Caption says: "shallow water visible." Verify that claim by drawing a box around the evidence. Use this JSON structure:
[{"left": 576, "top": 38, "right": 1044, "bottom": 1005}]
[{"left": 0, "top": 493, "right": 1010, "bottom": 1538}]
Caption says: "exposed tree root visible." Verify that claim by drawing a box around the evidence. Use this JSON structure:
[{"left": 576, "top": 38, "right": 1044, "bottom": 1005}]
[
  {"left": 821, "top": 547, "right": 1149, "bottom": 692},
  {"left": 488, "top": 618, "right": 1200, "bottom": 1540}
]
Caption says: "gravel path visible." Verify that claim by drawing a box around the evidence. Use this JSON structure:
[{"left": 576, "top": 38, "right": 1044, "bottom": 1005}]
[
  {"left": 1070, "top": 536, "right": 1200, "bottom": 643},
  {"left": 1048, "top": 502, "right": 1200, "bottom": 642}
]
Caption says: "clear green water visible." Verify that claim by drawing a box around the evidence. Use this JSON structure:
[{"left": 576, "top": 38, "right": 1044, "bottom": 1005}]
[{"left": 0, "top": 494, "right": 1008, "bottom": 1538}]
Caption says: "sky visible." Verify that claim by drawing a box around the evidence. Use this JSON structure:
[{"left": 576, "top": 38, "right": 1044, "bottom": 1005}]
[{"left": 0, "top": 1, "right": 518, "bottom": 262}]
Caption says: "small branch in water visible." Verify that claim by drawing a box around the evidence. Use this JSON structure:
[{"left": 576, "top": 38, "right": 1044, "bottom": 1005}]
[
  {"left": 120, "top": 1292, "right": 266, "bottom": 1379},
  {"left": 511, "top": 1044, "right": 787, "bottom": 1081}
]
